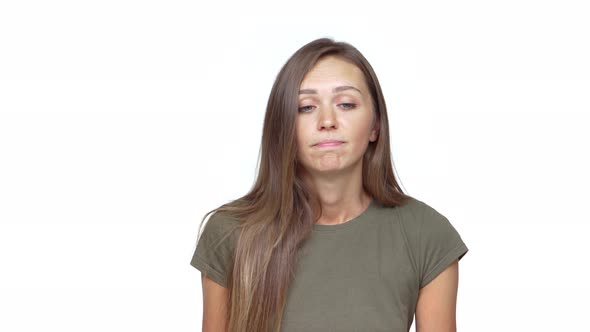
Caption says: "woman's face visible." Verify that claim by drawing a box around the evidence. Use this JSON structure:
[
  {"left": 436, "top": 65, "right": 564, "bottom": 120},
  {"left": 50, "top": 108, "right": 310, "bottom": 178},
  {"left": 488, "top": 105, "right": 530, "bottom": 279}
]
[{"left": 295, "top": 56, "right": 379, "bottom": 176}]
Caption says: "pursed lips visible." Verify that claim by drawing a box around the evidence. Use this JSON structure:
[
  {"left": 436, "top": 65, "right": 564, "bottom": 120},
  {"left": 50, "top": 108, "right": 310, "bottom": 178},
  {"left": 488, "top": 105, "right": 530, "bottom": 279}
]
[{"left": 313, "top": 140, "right": 345, "bottom": 147}]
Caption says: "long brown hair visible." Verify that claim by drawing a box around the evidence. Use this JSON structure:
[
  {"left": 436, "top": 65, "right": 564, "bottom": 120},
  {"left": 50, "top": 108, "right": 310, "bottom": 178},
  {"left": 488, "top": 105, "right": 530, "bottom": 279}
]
[{"left": 197, "top": 37, "right": 411, "bottom": 332}]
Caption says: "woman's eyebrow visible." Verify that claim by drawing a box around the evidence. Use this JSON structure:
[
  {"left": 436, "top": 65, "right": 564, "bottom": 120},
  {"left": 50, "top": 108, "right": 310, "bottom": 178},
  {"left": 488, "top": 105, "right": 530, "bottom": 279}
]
[{"left": 298, "top": 85, "right": 362, "bottom": 95}]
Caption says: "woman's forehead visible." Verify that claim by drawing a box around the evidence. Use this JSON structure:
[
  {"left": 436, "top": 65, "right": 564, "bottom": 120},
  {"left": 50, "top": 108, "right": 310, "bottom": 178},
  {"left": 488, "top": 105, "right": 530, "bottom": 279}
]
[
  {"left": 302, "top": 57, "right": 363, "bottom": 83},
  {"left": 300, "top": 58, "right": 367, "bottom": 95},
  {"left": 299, "top": 85, "right": 363, "bottom": 98}
]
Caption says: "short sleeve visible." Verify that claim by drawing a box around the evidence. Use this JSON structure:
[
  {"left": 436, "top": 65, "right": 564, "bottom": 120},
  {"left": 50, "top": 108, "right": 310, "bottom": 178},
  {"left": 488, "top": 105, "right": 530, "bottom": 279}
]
[
  {"left": 190, "top": 211, "right": 240, "bottom": 288},
  {"left": 416, "top": 201, "right": 469, "bottom": 289},
  {"left": 399, "top": 198, "right": 469, "bottom": 289}
]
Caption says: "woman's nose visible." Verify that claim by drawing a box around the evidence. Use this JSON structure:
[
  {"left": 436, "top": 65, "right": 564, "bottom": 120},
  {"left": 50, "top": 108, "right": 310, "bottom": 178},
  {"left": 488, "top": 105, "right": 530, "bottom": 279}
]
[{"left": 318, "top": 106, "right": 337, "bottom": 130}]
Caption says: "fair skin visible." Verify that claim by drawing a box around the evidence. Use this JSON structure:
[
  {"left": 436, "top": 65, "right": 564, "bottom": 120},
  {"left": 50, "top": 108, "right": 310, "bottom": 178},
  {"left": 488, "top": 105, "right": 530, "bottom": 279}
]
[
  {"left": 201, "top": 275, "right": 228, "bottom": 332},
  {"left": 201, "top": 55, "right": 460, "bottom": 332},
  {"left": 296, "top": 55, "right": 378, "bottom": 224},
  {"left": 416, "top": 259, "right": 460, "bottom": 332}
]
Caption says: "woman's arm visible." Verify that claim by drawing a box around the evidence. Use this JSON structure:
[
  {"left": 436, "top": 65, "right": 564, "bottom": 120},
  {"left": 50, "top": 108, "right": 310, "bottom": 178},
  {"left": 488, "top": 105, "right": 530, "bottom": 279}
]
[
  {"left": 202, "top": 274, "right": 229, "bottom": 332},
  {"left": 415, "top": 259, "right": 460, "bottom": 332}
]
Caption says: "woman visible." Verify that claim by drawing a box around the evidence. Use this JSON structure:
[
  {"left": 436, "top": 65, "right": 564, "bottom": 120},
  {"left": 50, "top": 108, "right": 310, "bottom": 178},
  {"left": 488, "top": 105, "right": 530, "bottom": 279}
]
[{"left": 190, "top": 38, "right": 469, "bottom": 332}]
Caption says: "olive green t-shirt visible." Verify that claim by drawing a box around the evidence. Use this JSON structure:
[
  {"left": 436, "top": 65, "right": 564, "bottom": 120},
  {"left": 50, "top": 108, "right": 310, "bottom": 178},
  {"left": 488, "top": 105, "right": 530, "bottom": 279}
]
[{"left": 190, "top": 197, "right": 469, "bottom": 331}]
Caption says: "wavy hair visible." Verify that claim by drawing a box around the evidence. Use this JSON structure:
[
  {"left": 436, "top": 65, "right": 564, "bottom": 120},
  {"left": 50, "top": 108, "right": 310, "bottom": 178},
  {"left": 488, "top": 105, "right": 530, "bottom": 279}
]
[{"left": 197, "top": 37, "right": 411, "bottom": 332}]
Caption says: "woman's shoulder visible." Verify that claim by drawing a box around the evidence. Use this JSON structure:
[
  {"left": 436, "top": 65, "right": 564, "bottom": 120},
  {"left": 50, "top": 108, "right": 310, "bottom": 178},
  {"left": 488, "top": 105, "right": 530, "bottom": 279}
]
[
  {"left": 376, "top": 195, "right": 449, "bottom": 230},
  {"left": 207, "top": 209, "right": 241, "bottom": 228},
  {"left": 198, "top": 209, "right": 241, "bottom": 245},
  {"left": 376, "top": 195, "right": 433, "bottom": 214}
]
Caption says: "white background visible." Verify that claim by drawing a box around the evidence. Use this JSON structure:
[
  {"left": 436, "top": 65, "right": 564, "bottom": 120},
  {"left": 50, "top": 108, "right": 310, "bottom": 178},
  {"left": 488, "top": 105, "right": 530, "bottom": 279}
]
[{"left": 1, "top": 0, "right": 589, "bottom": 331}]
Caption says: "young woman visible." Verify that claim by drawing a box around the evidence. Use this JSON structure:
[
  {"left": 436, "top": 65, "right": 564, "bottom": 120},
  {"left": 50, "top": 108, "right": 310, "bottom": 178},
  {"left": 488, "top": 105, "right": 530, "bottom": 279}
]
[{"left": 190, "top": 38, "right": 469, "bottom": 332}]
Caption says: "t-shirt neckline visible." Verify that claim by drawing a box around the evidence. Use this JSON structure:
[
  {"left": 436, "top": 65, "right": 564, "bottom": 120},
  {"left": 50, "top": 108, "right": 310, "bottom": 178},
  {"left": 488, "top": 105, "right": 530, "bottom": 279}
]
[{"left": 312, "top": 199, "right": 376, "bottom": 232}]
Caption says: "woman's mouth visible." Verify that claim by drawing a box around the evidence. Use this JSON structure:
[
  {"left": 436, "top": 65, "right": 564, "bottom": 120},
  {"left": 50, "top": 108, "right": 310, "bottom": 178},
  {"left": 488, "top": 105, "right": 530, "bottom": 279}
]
[{"left": 314, "top": 141, "right": 345, "bottom": 148}]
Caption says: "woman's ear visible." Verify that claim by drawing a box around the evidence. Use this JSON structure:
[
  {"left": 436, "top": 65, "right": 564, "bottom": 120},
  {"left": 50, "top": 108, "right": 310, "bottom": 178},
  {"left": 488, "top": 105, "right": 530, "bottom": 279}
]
[{"left": 369, "top": 115, "right": 380, "bottom": 142}]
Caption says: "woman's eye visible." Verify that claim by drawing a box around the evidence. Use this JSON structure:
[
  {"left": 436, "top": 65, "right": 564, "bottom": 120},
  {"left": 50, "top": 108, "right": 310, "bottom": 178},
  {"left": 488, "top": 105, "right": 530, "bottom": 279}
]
[
  {"left": 340, "top": 103, "right": 356, "bottom": 110},
  {"left": 298, "top": 105, "right": 315, "bottom": 112},
  {"left": 298, "top": 103, "right": 356, "bottom": 112}
]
